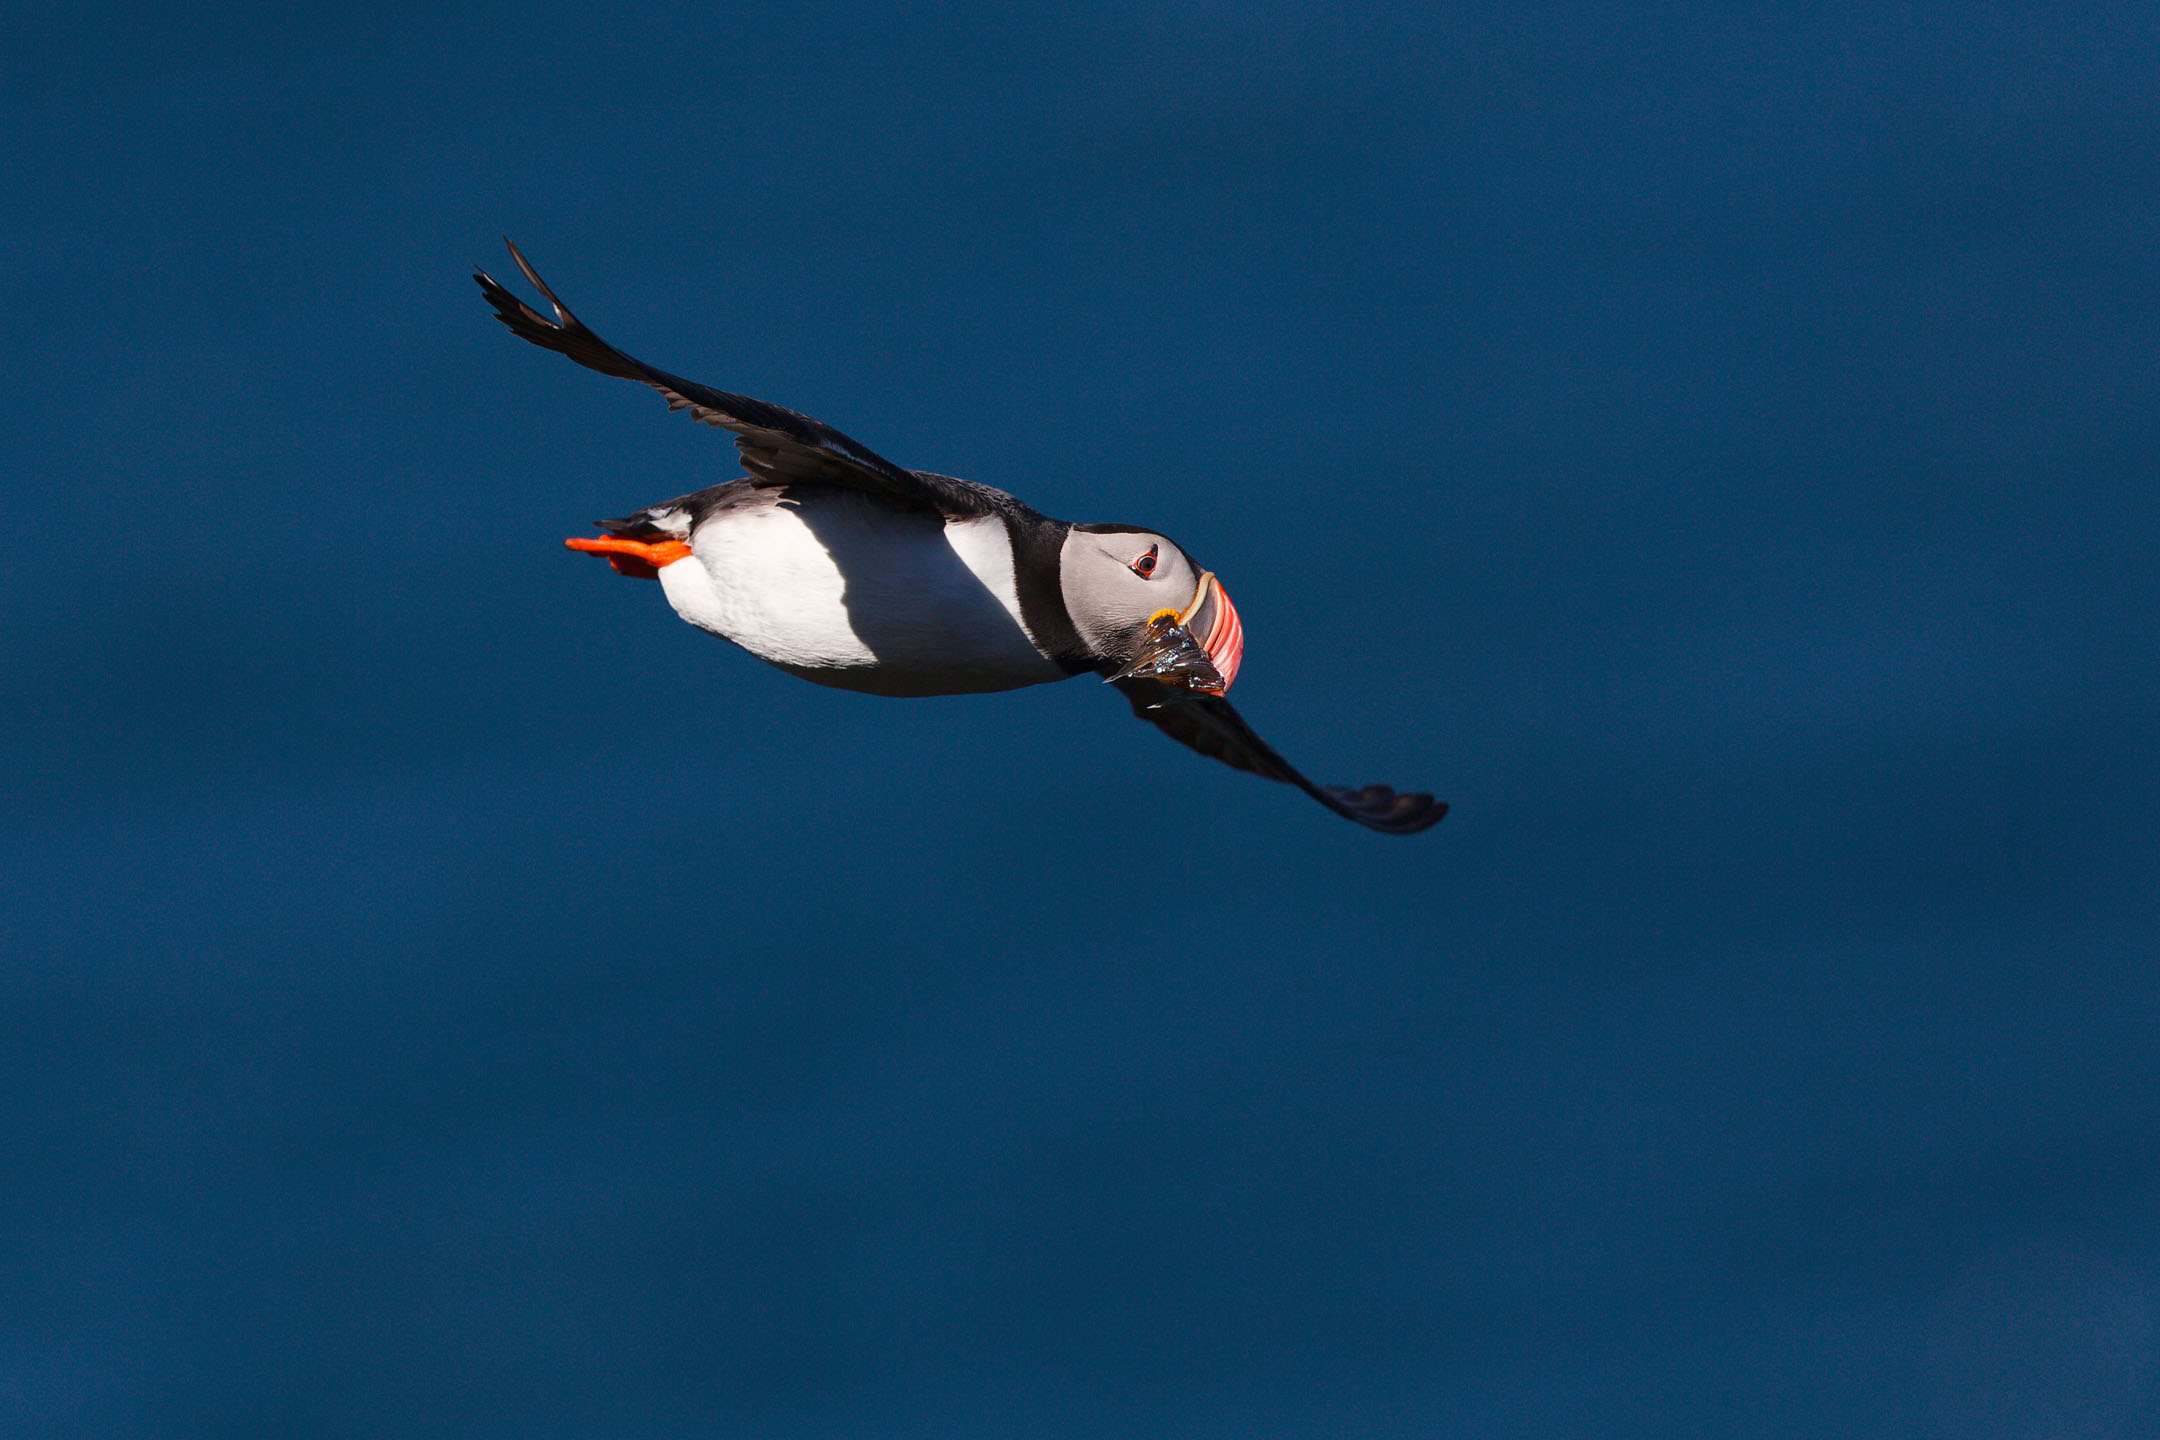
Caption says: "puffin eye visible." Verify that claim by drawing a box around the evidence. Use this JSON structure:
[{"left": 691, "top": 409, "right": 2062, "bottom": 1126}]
[{"left": 1130, "top": 545, "right": 1159, "bottom": 578}]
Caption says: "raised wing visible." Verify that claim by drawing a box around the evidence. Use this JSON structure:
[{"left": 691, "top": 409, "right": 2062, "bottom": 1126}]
[
  {"left": 475, "top": 240, "right": 1005, "bottom": 518},
  {"left": 1114, "top": 681, "right": 1447, "bottom": 835}
]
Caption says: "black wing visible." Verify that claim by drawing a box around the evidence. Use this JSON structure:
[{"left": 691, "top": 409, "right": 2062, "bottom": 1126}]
[
  {"left": 1114, "top": 681, "right": 1447, "bottom": 835},
  {"left": 475, "top": 240, "right": 1005, "bottom": 519}
]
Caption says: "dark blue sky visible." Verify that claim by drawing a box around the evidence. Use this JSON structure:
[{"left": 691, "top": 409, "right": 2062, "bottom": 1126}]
[{"left": 5, "top": 2, "right": 2156, "bottom": 1435}]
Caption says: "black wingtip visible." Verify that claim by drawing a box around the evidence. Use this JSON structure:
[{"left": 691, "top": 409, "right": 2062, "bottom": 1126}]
[
  {"left": 1321, "top": 784, "right": 1449, "bottom": 835},
  {"left": 472, "top": 239, "right": 584, "bottom": 337},
  {"left": 472, "top": 263, "right": 555, "bottom": 336},
  {"left": 501, "top": 237, "right": 575, "bottom": 326},
  {"left": 473, "top": 241, "right": 660, "bottom": 388}
]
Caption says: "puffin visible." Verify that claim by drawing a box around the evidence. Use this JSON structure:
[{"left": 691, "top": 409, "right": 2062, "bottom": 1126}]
[{"left": 475, "top": 241, "right": 1446, "bottom": 834}]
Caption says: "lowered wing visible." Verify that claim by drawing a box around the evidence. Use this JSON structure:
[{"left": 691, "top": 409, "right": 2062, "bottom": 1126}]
[{"left": 1114, "top": 681, "right": 1447, "bottom": 835}]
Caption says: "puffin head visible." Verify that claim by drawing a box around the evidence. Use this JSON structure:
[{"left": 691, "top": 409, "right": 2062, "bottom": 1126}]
[{"left": 1060, "top": 525, "right": 1245, "bottom": 695}]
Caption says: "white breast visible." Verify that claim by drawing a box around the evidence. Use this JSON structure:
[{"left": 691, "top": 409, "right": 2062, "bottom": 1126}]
[{"left": 655, "top": 488, "right": 1068, "bottom": 697}]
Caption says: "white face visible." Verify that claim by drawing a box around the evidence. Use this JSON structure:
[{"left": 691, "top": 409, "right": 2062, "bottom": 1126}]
[{"left": 1058, "top": 525, "right": 1207, "bottom": 659}]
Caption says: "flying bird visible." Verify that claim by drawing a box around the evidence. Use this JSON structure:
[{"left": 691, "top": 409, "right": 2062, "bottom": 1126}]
[{"left": 475, "top": 241, "right": 1446, "bottom": 833}]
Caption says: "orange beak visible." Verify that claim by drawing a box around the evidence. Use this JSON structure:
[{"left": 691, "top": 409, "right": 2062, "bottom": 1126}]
[
  {"left": 1175, "top": 572, "right": 1244, "bottom": 692},
  {"left": 565, "top": 535, "right": 693, "bottom": 580}
]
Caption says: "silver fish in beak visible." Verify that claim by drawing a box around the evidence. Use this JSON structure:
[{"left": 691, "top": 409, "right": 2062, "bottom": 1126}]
[{"left": 1104, "top": 571, "right": 1245, "bottom": 695}]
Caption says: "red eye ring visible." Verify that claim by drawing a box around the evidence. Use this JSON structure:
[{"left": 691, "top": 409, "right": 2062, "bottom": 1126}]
[{"left": 1131, "top": 544, "right": 1159, "bottom": 578}]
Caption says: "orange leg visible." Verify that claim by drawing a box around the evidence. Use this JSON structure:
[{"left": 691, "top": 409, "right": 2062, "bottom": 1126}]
[{"left": 565, "top": 535, "right": 693, "bottom": 580}]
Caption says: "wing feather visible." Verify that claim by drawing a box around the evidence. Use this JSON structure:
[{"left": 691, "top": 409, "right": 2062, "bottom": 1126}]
[
  {"left": 475, "top": 240, "right": 1008, "bottom": 518},
  {"left": 1114, "top": 681, "right": 1447, "bottom": 835}
]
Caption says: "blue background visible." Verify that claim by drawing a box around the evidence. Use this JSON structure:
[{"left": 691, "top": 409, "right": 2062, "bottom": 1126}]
[{"left": 5, "top": 2, "right": 2156, "bottom": 1434}]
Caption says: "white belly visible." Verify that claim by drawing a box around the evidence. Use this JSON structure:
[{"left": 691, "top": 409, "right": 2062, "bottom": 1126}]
[{"left": 655, "top": 489, "right": 1068, "bottom": 697}]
